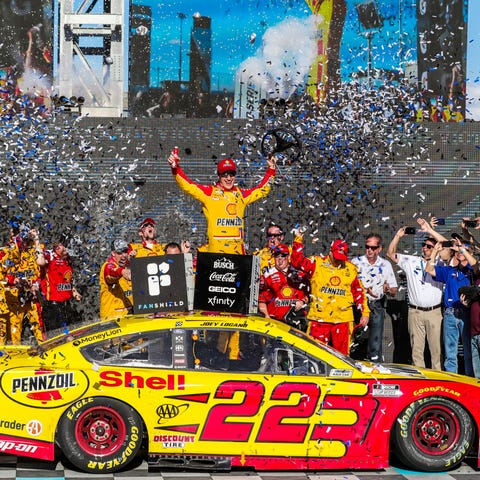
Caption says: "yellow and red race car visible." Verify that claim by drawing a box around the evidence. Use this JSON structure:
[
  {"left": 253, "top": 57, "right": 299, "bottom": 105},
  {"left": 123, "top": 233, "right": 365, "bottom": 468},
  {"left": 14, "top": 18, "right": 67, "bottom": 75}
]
[{"left": 0, "top": 311, "right": 479, "bottom": 474}]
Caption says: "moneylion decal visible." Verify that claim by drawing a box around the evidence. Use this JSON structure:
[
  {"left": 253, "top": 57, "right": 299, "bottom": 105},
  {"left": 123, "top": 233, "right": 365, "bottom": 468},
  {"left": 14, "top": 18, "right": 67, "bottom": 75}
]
[{"left": 0, "top": 367, "right": 90, "bottom": 409}]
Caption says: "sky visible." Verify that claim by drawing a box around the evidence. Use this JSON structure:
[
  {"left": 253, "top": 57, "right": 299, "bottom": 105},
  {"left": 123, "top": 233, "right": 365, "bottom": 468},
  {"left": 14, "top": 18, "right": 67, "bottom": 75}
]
[{"left": 133, "top": 0, "right": 417, "bottom": 90}]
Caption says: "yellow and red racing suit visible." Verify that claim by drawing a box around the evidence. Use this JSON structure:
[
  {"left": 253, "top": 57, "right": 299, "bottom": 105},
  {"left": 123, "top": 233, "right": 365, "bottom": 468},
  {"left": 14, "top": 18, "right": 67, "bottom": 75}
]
[
  {"left": 99, "top": 255, "right": 133, "bottom": 319},
  {"left": 172, "top": 165, "right": 275, "bottom": 254}
]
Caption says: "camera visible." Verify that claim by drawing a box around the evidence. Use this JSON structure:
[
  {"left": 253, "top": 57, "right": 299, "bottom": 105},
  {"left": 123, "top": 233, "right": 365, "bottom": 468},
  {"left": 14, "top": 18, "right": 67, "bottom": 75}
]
[
  {"left": 464, "top": 220, "right": 477, "bottom": 228},
  {"left": 436, "top": 218, "right": 446, "bottom": 225},
  {"left": 404, "top": 227, "right": 416, "bottom": 235}
]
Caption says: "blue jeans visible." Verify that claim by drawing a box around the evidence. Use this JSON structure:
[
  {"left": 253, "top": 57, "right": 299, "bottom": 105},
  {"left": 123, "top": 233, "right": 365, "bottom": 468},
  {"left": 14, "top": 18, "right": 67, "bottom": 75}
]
[
  {"left": 471, "top": 334, "right": 480, "bottom": 378},
  {"left": 443, "top": 307, "right": 473, "bottom": 376},
  {"left": 367, "top": 300, "right": 385, "bottom": 362}
]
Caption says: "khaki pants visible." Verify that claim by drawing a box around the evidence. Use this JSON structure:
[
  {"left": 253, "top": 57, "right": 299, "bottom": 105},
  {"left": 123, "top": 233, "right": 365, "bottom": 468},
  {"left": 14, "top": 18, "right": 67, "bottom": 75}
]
[{"left": 408, "top": 307, "right": 443, "bottom": 370}]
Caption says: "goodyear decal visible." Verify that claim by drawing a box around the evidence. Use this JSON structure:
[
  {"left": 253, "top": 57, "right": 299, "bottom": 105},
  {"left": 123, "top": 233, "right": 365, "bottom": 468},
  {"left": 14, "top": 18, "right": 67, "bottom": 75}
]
[{"left": 0, "top": 367, "right": 89, "bottom": 409}]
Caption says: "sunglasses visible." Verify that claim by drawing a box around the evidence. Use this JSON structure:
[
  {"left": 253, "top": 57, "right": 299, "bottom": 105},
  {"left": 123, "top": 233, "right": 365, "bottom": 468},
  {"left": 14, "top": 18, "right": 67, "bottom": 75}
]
[
  {"left": 421, "top": 243, "right": 434, "bottom": 249},
  {"left": 220, "top": 171, "right": 236, "bottom": 178},
  {"left": 267, "top": 233, "right": 283, "bottom": 238},
  {"left": 365, "top": 245, "right": 380, "bottom": 250},
  {"left": 274, "top": 253, "right": 289, "bottom": 258}
]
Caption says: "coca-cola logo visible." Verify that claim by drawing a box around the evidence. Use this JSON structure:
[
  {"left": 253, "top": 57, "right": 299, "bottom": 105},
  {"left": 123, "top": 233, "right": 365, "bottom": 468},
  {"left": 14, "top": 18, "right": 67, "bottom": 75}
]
[{"left": 209, "top": 272, "right": 237, "bottom": 282}]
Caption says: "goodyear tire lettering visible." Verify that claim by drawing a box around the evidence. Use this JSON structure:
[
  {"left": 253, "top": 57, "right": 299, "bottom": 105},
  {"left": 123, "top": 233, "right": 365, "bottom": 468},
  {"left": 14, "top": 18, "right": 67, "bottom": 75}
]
[
  {"left": 57, "top": 397, "right": 143, "bottom": 474},
  {"left": 392, "top": 396, "right": 473, "bottom": 472}
]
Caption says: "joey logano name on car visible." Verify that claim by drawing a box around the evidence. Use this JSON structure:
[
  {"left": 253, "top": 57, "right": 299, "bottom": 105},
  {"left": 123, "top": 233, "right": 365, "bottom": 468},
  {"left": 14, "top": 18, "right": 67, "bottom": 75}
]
[
  {"left": 99, "top": 371, "right": 185, "bottom": 390},
  {"left": 1, "top": 368, "right": 90, "bottom": 408}
]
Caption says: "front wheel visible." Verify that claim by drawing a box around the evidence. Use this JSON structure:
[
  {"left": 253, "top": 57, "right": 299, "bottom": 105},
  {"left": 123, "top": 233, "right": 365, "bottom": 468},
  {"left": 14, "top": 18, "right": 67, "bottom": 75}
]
[
  {"left": 392, "top": 396, "right": 474, "bottom": 472},
  {"left": 57, "top": 397, "right": 144, "bottom": 473}
]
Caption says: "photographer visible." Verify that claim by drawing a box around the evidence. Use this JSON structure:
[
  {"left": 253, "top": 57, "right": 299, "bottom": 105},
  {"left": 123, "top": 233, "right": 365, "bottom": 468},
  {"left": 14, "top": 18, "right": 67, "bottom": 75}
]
[{"left": 425, "top": 237, "right": 478, "bottom": 376}]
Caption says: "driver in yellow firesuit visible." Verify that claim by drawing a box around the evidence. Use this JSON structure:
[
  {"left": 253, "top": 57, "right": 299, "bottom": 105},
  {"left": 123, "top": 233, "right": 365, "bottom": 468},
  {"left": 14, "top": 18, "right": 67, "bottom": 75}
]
[{"left": 167, "top": 150, "right": 277, "bottom": 255}]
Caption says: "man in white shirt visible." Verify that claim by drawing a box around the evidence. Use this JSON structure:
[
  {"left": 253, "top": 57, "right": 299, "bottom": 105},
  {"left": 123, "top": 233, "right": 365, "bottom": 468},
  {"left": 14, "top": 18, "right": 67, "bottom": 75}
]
[
  {"left": 387, "top": 230, "right": 444, "bottom": 370},
  {"left": 352, "top": 233, "right": 398, "bottom": 362}
]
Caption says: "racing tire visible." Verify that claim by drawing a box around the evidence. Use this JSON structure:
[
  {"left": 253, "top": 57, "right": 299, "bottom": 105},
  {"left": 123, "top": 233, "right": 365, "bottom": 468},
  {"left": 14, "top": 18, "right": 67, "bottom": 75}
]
[
  {"left": 392, "top": 396, "right": 474, "bottom": 472},
  {"left": 57, "top": 397, "right": 144, "bottom": 473}
]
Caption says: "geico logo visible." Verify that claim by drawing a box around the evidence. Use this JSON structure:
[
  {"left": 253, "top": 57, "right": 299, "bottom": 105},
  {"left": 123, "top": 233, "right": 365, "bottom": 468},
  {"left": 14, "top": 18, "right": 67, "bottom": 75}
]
[
  {"left": 99, "top": 371, "right": 185, "bottom": 390},
  {"left": 208, "top": 286, "right": 236, "bottom": 293}
]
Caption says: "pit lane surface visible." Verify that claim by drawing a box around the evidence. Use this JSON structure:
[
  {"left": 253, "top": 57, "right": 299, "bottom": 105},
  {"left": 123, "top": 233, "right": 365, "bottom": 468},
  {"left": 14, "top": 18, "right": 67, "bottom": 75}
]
[{"left": 1, "top": 457, "right": 479, "bottom": 480}]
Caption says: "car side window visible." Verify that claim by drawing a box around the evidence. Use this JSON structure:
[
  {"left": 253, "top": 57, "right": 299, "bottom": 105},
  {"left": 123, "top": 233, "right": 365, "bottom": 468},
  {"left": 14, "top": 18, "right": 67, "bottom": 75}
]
[
  {"left": 185, "top": 329, "right": 327, "bottom": 375},
  {"left": 81, "top": 330, "right": 172, "bottom": 367}
]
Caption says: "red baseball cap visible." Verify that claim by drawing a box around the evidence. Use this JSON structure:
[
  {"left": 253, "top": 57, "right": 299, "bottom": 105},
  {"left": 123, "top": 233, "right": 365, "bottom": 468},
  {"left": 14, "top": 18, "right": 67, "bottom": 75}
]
[
  {"left": 139, "top": 217, "right": 155, "bottom": 229},
  {"left": 273, "top": 243, "right": 289, "bottom": 255},
  {"left": 331, "top": 239, "right": 349, "bottom": 261},
  {"left": 217, "top": 158, "right": 237, "bottom": 175}
]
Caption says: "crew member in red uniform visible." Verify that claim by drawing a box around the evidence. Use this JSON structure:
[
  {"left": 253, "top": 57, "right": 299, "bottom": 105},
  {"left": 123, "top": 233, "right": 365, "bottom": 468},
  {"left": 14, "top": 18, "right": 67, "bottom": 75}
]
[
  {"left": 258, "top": 243, "right": 309, "bottom": 329},
  {"left": 36, "top": 240, "right": 82, "bottom": 333},
  {"left": 167, "top": 149, "right": 277, "bottom": 254}
]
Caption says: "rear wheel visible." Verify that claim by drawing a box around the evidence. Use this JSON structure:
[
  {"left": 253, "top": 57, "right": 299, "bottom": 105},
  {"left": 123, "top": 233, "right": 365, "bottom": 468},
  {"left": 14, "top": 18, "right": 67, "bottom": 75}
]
[
  {"left": 57, "top": 397, "right": 143, "bottom": 473},
  {"left": 393, "top": 397, "right": 474, "bottom": 471}
]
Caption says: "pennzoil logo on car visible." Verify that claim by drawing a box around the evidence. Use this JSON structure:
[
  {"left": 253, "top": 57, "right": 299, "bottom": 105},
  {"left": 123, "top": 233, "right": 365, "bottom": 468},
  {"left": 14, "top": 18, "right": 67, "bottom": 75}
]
[{"left": 0, "top": 368, "right": 90, "bottom": 408}]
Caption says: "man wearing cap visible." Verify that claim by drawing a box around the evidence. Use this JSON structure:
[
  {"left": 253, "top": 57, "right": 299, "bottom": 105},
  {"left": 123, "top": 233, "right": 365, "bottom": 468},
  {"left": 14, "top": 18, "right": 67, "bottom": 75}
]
[
  {"left": 290, "top": 232, "right": 370, "bottom": 355},
  {"left": 258, "top": 243, "right": 309, "bottom": 326},
  {"left": 99, "top": 239, "right": 133, "bottom": 320},
  {"left": 425, "top": 237, "right": 478, "bottom": 376},
  {"left": 36, "top": 239, "right": 82, "bottom": 334},
  {"left": 129, "top": 218, "right": 165, "bottom": 258},
  {"left": 167, "top": 149, "right": 277, "bottom": 254}
]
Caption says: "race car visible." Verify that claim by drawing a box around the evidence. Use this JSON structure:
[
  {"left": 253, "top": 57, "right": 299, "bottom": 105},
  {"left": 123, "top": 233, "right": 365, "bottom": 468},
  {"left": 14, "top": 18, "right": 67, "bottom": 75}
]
[{"left": 0, "top": 311, "right": 479, "bottom": 474}]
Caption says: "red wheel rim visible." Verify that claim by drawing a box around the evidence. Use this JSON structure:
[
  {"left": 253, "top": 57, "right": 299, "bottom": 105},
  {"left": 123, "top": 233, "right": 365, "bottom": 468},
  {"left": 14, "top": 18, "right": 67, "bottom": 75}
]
[
  {"left": 411, "top": 404, "right": 460, "bottom": 455},
  {"left": 75, "top": 406, "right": 127, "bottom": 456}
]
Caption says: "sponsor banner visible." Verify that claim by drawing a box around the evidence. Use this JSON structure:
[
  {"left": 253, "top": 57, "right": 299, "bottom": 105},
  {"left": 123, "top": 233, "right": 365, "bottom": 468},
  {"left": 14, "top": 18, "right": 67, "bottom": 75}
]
[
  {"left": 194, "top": 253, "right": 260, "bottom": 314},
  {"left": 131, "top": 254, "right": 194, "bottom": 314}
]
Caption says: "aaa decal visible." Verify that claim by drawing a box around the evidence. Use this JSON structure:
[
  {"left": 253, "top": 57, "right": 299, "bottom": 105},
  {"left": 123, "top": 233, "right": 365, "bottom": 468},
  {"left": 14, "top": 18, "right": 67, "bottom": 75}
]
[{"left": 0, "top": 367, "right": 89, "bottom": 408}]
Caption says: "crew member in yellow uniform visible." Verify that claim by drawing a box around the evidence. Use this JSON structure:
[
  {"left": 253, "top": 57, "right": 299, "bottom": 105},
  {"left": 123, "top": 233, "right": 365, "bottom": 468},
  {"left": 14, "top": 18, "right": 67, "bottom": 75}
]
[
  {"left": 290, "top": 232, "right": 370, "bottom": 355},
  {"left": 168, "top": 150, "right": 277, "bottom": 254},
  {"left": 3, "top": 227, "right": 44, "bottom": 344},
  {"left": 99, "top": 239, "right": 132, "bottom": 320},
  {"left": 129, "top": 218, "right": 166, "bottom": 258}
]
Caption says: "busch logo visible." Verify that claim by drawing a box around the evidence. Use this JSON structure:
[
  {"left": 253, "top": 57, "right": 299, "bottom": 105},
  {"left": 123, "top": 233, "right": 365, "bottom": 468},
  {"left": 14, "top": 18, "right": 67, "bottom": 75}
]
[{"left": 213, "top": 258, "right": 235, "bottom": 270}]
